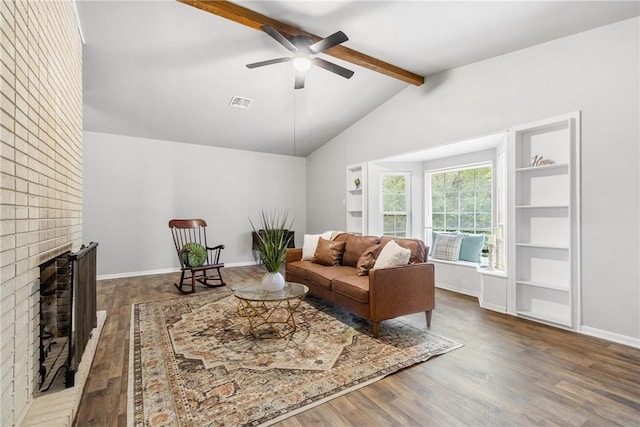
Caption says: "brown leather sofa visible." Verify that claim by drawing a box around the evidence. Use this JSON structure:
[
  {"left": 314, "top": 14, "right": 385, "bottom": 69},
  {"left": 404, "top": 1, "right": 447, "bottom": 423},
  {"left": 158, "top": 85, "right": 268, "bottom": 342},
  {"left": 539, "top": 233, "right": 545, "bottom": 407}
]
[{"left": 285, "top": 233, "right": 435, "bottom": 337}]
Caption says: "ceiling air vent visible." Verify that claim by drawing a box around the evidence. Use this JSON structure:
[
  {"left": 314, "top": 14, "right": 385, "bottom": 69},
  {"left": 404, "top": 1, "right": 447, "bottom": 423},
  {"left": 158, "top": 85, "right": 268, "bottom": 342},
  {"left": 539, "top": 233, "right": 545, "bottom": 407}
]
[{"left": 229, "top": 96, "right": 253, "bottom": 109}]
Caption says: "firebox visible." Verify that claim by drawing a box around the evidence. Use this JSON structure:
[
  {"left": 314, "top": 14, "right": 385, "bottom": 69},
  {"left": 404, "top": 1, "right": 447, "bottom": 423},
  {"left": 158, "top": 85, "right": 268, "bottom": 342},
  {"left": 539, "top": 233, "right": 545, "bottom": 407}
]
[{"left": 37, "top": 242, "right": 98, "bottom": 394}]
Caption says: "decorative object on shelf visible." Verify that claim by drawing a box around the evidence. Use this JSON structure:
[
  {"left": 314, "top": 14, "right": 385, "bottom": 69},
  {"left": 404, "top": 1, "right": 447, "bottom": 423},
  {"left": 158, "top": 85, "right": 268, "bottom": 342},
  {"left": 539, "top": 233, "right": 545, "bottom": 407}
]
[
  {"left": 530, "top": 154, "right": 556, "bottom": 167},
  {"left": 354, "top": 178, "right": 361, "bottom": 189},
  {"left": 486, "top": 234, "right": 496, "bottom": 271},
  {"left": 480, "top": 246, "right": 490, "bottom": 268},
  {"left": 494, "top": 226, "right": 504, "bottom": 270},
  {"left": 249, "top": 210, "right": 294, "bottom": 291}
]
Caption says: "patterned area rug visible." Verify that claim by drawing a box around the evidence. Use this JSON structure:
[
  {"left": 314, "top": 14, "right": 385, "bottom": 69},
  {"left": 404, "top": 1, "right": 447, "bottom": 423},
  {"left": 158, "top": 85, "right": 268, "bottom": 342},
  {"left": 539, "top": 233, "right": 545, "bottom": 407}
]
[{"left": 128, "top": 289, "right": 462, "bottom": 426}]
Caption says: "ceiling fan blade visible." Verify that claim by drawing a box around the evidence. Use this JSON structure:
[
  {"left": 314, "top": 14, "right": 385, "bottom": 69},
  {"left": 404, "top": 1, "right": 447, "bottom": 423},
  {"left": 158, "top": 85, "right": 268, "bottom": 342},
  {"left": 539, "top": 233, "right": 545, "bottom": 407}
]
[
  {"left": 261, "top": 25, "right": 297, "bottom": 53},
  {"left": 308, "top": 31, "right": 348, "bottom": 54},
  {"left": 312, "top": 57, "right": 354, "bottom": 79},
  {"left": 294, "top": 69, "right": 306, "bottom": 89},
  {"left": 246, "top": 57, "right": 292, "bottom": 68}
]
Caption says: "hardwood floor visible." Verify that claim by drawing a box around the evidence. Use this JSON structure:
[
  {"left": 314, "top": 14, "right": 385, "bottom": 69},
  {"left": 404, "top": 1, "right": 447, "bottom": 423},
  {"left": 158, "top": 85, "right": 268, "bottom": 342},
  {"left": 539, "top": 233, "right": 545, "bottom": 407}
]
[{"left": 74, "top": 265, "right": 640, "bottom": 426}]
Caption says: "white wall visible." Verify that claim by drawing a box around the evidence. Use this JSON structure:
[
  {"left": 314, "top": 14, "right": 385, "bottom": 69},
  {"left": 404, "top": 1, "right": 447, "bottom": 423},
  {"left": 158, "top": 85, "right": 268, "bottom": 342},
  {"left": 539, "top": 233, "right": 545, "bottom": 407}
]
[
  {"left": 83, "top": 131, "right": 306, "bottom": 276},
  {"left": 306, "top": 18, "right": 640, "bottom": 343},
  {"left": 305, "top": 144, "right": 348, "bottom": 233}
]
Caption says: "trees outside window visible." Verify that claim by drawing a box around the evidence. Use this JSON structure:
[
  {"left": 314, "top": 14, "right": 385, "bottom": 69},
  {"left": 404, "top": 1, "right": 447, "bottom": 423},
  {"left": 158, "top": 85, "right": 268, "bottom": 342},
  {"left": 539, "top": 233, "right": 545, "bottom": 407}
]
[
  {"left": 426, "top": 165, "right": 492, "bottom": 242},
  {"left": 381, "top": 173, "right": 410, "bottom": 237}
]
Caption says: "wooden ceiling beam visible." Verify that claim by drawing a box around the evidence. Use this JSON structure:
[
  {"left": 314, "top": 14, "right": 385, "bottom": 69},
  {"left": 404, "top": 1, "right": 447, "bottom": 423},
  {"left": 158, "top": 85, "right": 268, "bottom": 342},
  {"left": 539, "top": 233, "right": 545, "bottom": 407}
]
[{"left": 178, "top": 0, "right": 424, "bottom": 86}]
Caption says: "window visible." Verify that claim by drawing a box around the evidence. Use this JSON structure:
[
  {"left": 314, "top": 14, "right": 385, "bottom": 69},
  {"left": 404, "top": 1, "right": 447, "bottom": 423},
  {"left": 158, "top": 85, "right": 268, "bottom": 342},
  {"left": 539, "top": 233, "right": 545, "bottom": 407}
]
[
  {"left": 425, "top": 164, "right": 492, "bottom": 243},
  {"left": 381, "top": 172, "right": 410, "bottom": 237}
]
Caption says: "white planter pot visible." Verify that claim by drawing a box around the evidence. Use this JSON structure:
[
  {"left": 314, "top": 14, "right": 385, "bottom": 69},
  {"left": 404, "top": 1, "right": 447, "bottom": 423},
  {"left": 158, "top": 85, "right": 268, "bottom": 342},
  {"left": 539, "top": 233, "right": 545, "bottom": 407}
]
[{"left": 261, "top": 271, "right": 285, "bottom": 291}]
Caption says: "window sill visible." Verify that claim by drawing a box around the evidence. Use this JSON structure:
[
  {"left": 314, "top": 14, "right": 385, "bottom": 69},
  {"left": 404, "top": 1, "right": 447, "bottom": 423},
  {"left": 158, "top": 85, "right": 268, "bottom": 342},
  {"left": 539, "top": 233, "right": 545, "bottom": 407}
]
[{"left": 429, "top": 258, "right": 479, "bottom": 268}]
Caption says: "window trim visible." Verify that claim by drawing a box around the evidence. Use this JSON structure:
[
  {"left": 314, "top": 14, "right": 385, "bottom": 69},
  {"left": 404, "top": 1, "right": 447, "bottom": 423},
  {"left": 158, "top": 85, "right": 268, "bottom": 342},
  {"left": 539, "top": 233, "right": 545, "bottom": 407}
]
[
  {"left": 380, "top": 171, "right": 411, "bottom": 237},
  {"left": 424, "top": 162, "right": 493, "bottom": 243}
]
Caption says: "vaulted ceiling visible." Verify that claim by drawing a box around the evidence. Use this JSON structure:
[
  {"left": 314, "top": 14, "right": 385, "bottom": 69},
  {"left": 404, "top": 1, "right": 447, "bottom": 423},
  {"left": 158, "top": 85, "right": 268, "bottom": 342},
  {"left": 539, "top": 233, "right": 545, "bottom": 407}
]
[{"left": 77, "top": 1, "right": 639, "bottom": 157}]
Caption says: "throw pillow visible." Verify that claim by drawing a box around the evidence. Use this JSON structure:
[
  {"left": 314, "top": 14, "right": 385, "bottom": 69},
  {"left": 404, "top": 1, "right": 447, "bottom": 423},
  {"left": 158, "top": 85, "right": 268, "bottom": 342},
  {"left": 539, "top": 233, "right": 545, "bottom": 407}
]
[
  {"left": 302, "top": 231, "right": 333, "bottom": 260},
  {"left": 379, "top": 236, "right": 427, "bottom": 264},
  {"left": 458, "top": 233, "right": 485, "bottom": 263},
  {"left": 181, "top": 242, "right": 207, "bottom": 267},
  {"left": 432, "top": 233, "right": 463, "bottom": 261},
  {"left": 342, "top": 234, "right": 380, "bottom": 267},
  {"left": 373, "top": 240, "right": 411, "bottom": 269},
  {"left": 356, "top": 244, "right": 382, "bottom": 276},
  {"left": 430, "top": 231, "right": 456, "bottom": 256},
  {"left": 312, "top": 237, "right": 346, "bottom": 266}
]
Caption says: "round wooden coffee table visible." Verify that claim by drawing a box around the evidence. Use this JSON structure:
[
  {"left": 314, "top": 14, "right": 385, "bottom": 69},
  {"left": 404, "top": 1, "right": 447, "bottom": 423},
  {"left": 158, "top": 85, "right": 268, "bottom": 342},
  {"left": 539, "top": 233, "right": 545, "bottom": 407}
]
[{"left": 231, "top": 282, "right": 308, "bottom": 339}]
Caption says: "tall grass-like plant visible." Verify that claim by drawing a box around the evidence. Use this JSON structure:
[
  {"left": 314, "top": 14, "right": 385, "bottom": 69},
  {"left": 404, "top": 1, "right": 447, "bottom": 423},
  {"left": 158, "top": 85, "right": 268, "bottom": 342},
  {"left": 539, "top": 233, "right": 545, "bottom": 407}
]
[{"left": 249, "top": 210, "right": 294, "bottom": 273}]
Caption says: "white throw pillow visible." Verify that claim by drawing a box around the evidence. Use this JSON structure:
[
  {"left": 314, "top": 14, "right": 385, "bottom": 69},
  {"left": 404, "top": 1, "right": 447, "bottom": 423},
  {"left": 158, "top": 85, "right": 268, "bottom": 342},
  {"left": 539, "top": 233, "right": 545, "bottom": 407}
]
[
  {"left": 373, "top": 240, "right": 411, "bottom": 269},
  {"left": 432, "top": 233, "right": 463, "bottom": 261},
  {"left": 302, "top": 231, "right": 333, "bottom": 260}
]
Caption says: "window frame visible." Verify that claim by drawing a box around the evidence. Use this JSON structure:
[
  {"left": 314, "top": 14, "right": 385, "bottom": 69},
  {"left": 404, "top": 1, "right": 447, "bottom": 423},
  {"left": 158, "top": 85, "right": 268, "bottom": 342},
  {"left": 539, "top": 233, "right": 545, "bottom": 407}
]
[
  {"left": 424, "top": 162, "right": 493, "bottom": 244},
  {"left": 380, "top": 171, "right": 411, "bottom": 238}
]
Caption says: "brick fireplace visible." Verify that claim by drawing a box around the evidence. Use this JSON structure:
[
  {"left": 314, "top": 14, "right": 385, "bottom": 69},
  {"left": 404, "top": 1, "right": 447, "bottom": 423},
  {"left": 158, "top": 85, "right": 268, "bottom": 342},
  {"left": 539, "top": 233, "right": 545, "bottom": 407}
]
[{"left": 0, "top": 1, "right": 83, "bottom": 425}]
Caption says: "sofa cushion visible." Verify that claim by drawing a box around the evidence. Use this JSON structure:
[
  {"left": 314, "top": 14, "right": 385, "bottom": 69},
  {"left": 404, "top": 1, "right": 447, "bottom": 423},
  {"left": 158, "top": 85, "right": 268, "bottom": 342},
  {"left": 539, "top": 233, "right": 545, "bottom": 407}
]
[
  {"left": 356, "top": 244, "right": 382, "bottom": 276},
  {"left": 286, "top": 260, "right": 311, "bottom": 278},
  {"left": 373, "top": 240, "right": 412, "bottom": 269},
  {"left": 332, "top": 232, "right": 348, "bottom": 243},
  {"left": 312, "top": 237, "right": 346, "bottom": 266},
  {"left": 304, "top": 264, "right": 356, "bottom": 289},
  {"left": 330, "top": 231, "right": 347, "bottom": 240},
  {"left": 302, "top": 231, "right": 333, "bottom": 260},
  {"left": 342, "top": 235, "right": 380, "bottom": 267},
  {"left": 379, "top": 236, "right": 427, "bottom": 263},
  {"left": 332, "top": 274, "right": 370, "bottom": 304}
]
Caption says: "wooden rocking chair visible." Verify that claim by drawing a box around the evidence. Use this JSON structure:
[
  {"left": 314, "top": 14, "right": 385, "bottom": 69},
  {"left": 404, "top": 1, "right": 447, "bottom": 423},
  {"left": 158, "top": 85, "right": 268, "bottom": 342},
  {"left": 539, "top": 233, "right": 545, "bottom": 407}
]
[{"left": 169, "top": 219, "right": 226, "bottom": 294}]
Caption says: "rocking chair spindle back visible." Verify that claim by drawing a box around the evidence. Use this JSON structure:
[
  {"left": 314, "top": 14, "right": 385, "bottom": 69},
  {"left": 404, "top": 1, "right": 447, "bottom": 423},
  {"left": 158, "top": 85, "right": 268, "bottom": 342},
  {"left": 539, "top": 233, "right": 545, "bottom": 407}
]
[{"left": 169, "top": 219, "right": 225, "bottom": 294}]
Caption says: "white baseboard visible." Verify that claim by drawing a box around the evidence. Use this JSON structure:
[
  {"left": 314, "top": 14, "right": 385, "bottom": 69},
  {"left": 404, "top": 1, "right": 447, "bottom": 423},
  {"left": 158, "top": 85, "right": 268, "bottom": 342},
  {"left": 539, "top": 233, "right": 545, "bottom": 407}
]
[
  {"left": 580, "top": 326, "right": 640, "bottom": 348},
  {"left": 435, "top": 283, "right": 480, "bottom": 298},
  {"left": 97, "top": 261, "right": 259, "bottom": 281},
  {"left": 97, "top": 268, "right": 179, "bottom": 280},
  {"left": 479, "top": 299, "right": 506, "bottom": 313}
]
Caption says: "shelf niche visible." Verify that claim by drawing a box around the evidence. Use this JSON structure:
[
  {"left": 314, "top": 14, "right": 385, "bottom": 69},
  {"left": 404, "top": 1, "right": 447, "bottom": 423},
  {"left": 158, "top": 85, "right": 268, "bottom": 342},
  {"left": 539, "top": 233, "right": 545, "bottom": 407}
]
[
  {"left": 510, "top": 112, "right": 580, "bottom": 329},
  {"left": 346, "top": 164, "right": 367, "bottom": 235}
]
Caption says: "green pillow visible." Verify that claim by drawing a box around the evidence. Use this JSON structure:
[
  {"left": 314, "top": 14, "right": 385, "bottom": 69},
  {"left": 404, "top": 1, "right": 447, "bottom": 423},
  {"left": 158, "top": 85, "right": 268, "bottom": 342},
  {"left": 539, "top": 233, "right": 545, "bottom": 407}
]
[
  {"left": 181, "top": 242, "right": 207, "bottom": 267},
  {"left": 458, "top": 233, "right": 485, "bottom": 262}
]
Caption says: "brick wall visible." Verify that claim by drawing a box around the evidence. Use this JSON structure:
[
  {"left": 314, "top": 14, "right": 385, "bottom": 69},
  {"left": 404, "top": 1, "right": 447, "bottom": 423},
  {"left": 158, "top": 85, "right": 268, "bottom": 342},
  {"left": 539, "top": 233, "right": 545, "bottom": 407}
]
[{"left": 0, "top": 1, "right": 82, "bottom": 425}]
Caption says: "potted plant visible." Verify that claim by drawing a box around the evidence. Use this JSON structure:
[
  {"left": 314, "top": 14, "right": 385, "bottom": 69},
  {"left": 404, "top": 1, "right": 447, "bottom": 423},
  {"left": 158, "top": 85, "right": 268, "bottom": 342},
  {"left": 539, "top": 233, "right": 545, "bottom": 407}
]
[{"left": 249, "top": 210, "right": 294, "bottom": 291}]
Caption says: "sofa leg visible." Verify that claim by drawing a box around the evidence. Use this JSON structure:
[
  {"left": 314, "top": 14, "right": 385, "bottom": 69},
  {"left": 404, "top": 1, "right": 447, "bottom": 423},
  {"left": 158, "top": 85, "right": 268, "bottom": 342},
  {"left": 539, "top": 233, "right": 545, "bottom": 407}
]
[
  {"left": 425, "top": 310, "right": 432, "bottom": 327},
  {"left": 372, "top": 321, "right": 380, "bottom": 338}
]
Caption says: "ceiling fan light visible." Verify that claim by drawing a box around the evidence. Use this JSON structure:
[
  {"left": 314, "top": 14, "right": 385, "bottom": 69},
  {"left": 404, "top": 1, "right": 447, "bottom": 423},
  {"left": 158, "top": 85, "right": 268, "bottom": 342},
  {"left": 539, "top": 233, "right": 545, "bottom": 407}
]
[{"left": 292, "top": 57, "right": 311, "bottom": 72}]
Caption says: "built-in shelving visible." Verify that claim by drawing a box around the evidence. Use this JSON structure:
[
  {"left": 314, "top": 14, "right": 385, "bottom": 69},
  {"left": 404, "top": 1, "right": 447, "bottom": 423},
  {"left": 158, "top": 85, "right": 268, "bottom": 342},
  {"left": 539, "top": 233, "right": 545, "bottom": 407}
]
[
  {"left": 346, "top": 164, "right": 367, "bottom": 235},
  {"left": 509, "top": 112, "right": 580, "bottom": 328},
  {"left": 515, "top": 243, "right": 569, "bottom": 250}
]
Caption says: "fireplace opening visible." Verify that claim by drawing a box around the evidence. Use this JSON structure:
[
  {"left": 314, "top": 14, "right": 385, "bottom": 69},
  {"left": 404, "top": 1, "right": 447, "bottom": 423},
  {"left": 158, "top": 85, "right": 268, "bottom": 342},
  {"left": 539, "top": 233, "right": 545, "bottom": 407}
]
[
  {"left": 37, "top": 242, "right": 98, "bottom": 395},
  {"left": 38, "top": 252, "right": 71, "bottom": 393}
]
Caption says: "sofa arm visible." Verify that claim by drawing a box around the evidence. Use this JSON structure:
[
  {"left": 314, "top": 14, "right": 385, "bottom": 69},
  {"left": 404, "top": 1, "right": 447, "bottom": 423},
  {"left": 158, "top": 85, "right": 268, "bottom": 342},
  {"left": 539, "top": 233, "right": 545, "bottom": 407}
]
[
  {"left": 368, "top": 263, "right": 435, "bottom": 321},
  {"left": 286, "top": 248, "right": 303, "bottom": 264}
]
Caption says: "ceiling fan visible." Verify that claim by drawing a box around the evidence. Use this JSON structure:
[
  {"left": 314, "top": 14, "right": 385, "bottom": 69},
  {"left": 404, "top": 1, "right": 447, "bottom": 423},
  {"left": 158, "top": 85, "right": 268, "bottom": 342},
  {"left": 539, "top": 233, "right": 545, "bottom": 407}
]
[{"left": 246, "top": 25, "right": 355, "bottom": 89}]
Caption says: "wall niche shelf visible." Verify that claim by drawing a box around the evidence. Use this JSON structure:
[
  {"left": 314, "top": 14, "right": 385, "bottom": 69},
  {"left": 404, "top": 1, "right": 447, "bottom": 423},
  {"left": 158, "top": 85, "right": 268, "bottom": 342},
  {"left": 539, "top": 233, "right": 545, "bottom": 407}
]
[
  {"left": 346, "top": 163, "right": 367, "bottom": 235},
  {"left": 515, "top": 163, "right": 569, "bottom": 173},
  {"left": 509, "top": 112, "right": 580, "bottom": 329}
]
